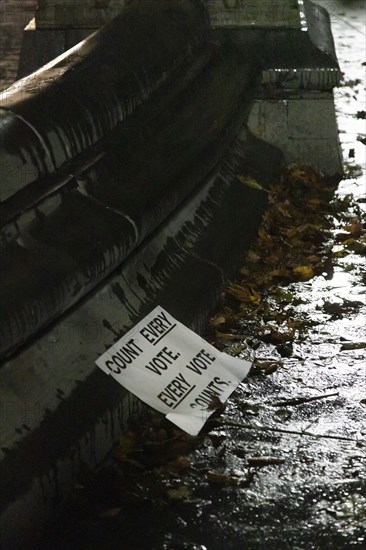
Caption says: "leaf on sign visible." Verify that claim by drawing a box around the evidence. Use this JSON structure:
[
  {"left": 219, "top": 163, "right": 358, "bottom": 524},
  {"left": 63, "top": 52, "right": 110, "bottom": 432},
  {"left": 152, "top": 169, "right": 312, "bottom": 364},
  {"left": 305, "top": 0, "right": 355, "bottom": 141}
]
[
  {"left": 237, "top": 175, "right": 267, "bottom": 192},
  {"left": 292, "top": 265, "right": 314, "bottom": 281}
]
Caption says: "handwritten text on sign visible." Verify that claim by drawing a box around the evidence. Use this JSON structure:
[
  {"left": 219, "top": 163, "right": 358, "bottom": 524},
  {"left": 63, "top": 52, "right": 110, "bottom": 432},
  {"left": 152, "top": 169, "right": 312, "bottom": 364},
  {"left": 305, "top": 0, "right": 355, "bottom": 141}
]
[{"left": 96, "top": 307, "right": 251, "bottom": 435}]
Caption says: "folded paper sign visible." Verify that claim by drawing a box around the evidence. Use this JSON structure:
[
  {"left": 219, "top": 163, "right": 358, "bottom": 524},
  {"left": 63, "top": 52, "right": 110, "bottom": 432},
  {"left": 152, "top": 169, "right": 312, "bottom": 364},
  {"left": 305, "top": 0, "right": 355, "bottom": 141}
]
[{"left": 96, "top": 306, "right": 251, "bottom": 435}]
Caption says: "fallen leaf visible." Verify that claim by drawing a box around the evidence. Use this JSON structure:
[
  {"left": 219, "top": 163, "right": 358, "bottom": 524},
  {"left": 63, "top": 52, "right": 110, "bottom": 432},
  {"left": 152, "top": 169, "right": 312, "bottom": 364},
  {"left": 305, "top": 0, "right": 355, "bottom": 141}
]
[
  {"left": 274, "top": 408, "right": 292, "bottom": 422},
  {"left": 254, "top": 360, "right": 281, "bottom": 374},
  {"left": 247, "top": 250, "right": 261, "bottom": 263},
  {"left": 336, "top": 232, "right": 353, "bottom": 242},
  {"left": 215, "top": 331, "right": 246, "bottom": 341},
  {"left": 230, "top": 343, "right": 247, "bottom": 357},
  {"left": 206, "top": 472, "right": 239, "bottom": 486},
  {"left": 114, "top": 433, "right": 138, "bottom": 460},
  {"left": 344, "top": 222, "right": 363, "bottom": 237},
  {"left": 275, "top": 202, "right": 294, "bottom": 219},
  {"left": 286, "top": 318, "right": 306, "bottom": 330},
  {"left": 247, "top": 456, "right": 285, "bottom": 467},
  {"left": 239, "top": 267, "right": 251, "bottom": 277},
  {"left": 227, "top": 283, "right": 261, "bottom": 305},
  {"left": 258, "top": 226, "right": 272, "bottom": 243},
  {"left": 268, "top": 268, "right": 292, "bottom": 280},
  {"left": 345, "top": 239, "right": 366, "bottom": 254},
  {"left": 292, "top": 265, "right": 314, "bottom": 281},
  {"left": 210, "top": 312, "right": 226, "bottom": 328},
  {"left": 167, "top": 485, "right": 191, "bottom": 500},
  {"left": 273, "top": 289, "right": 294, "bottom": 303},
  {"left": 240, "top": 403, "right": 262, "bottom": 416},
  {"left": 263, "top": 328, "right": 295, "bottom": 345},
  {"left": 286, "top": 223, "right": 321, "bottom": 239},
  {"left": 237, "top": 175, "right": 267, "bottom": 192},
  {"left": 285, "top": 163, "right": 321, "bottom": 187}
]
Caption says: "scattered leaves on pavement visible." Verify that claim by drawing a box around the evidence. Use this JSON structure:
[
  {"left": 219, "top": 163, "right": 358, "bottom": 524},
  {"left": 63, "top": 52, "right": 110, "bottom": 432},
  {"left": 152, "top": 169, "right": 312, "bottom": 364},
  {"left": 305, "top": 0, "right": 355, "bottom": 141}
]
[
  {"left": 210, "top": 162, "right": 365, "bottom": 359},
  {"left": 55, "top": 162, "right": 365, "bottom": 534}
]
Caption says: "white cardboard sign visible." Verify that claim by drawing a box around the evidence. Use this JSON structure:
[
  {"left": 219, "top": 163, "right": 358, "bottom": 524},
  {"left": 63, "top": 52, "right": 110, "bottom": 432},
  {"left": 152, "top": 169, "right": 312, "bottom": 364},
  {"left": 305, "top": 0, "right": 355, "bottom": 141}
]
[{"left": 96, "top": 306, "right": 251, "bottom": 435}]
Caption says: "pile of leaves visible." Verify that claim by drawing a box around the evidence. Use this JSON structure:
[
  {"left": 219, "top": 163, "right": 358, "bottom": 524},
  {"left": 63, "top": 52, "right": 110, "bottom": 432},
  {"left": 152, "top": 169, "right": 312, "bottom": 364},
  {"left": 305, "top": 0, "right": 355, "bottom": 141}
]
[{"left": 210, "top": 163, "right": 365, "bottom": 372}]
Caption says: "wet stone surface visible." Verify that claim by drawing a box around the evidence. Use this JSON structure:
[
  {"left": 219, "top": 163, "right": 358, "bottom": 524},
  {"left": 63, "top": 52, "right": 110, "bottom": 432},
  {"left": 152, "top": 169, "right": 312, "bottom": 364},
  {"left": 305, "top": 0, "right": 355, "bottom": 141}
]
[
  {"left": 0, "top": 1, "right": 36, "bottom": 90},
  {"left": 1, "top": 1, "right": 365, "bottom": 549}
]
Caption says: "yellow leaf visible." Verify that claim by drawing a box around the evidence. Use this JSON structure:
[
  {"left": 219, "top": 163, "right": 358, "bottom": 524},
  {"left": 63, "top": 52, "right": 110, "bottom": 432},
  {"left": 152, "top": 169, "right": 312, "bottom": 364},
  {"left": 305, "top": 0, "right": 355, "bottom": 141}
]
[
  {"left": 115, "top": 433, "right": 137, "bottom": 459},
  {"left": 210, "top": 312, "right": 226, "bottom": 327},
  {"left": 237, "top": 175, "right": 267, "bottom": 192},
  {"left": 247, "top": 250, "right": 261, "bottom": 263},
  {"left": 228, "top": 283, "right": 261, "bottom": 305},
  {"left": 292, "top": 265, "right": 314, "bottom": 281},
  {"left": 206, "top": 471, "right": 240, "bottom": 486}
]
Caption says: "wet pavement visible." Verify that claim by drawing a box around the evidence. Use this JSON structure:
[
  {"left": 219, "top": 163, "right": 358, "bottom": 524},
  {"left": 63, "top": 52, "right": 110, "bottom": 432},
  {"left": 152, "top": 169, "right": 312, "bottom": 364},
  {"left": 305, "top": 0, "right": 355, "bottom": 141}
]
[
  {"left": 38, "top": 2, "right": 365, "bottom": 549},
  {"left": 1, "top": 1, "right": 365, "bottom": 549}
]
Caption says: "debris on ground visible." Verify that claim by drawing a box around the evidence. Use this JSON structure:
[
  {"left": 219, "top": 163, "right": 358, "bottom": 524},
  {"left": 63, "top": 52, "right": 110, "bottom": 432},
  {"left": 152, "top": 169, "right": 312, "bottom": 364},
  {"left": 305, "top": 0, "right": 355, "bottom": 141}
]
[
  {"left": 40, "top": 156, "right": 365, "bottom": 549},
  {"left": 2, "top": 1, "right": 365, "bottom": 548}
]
